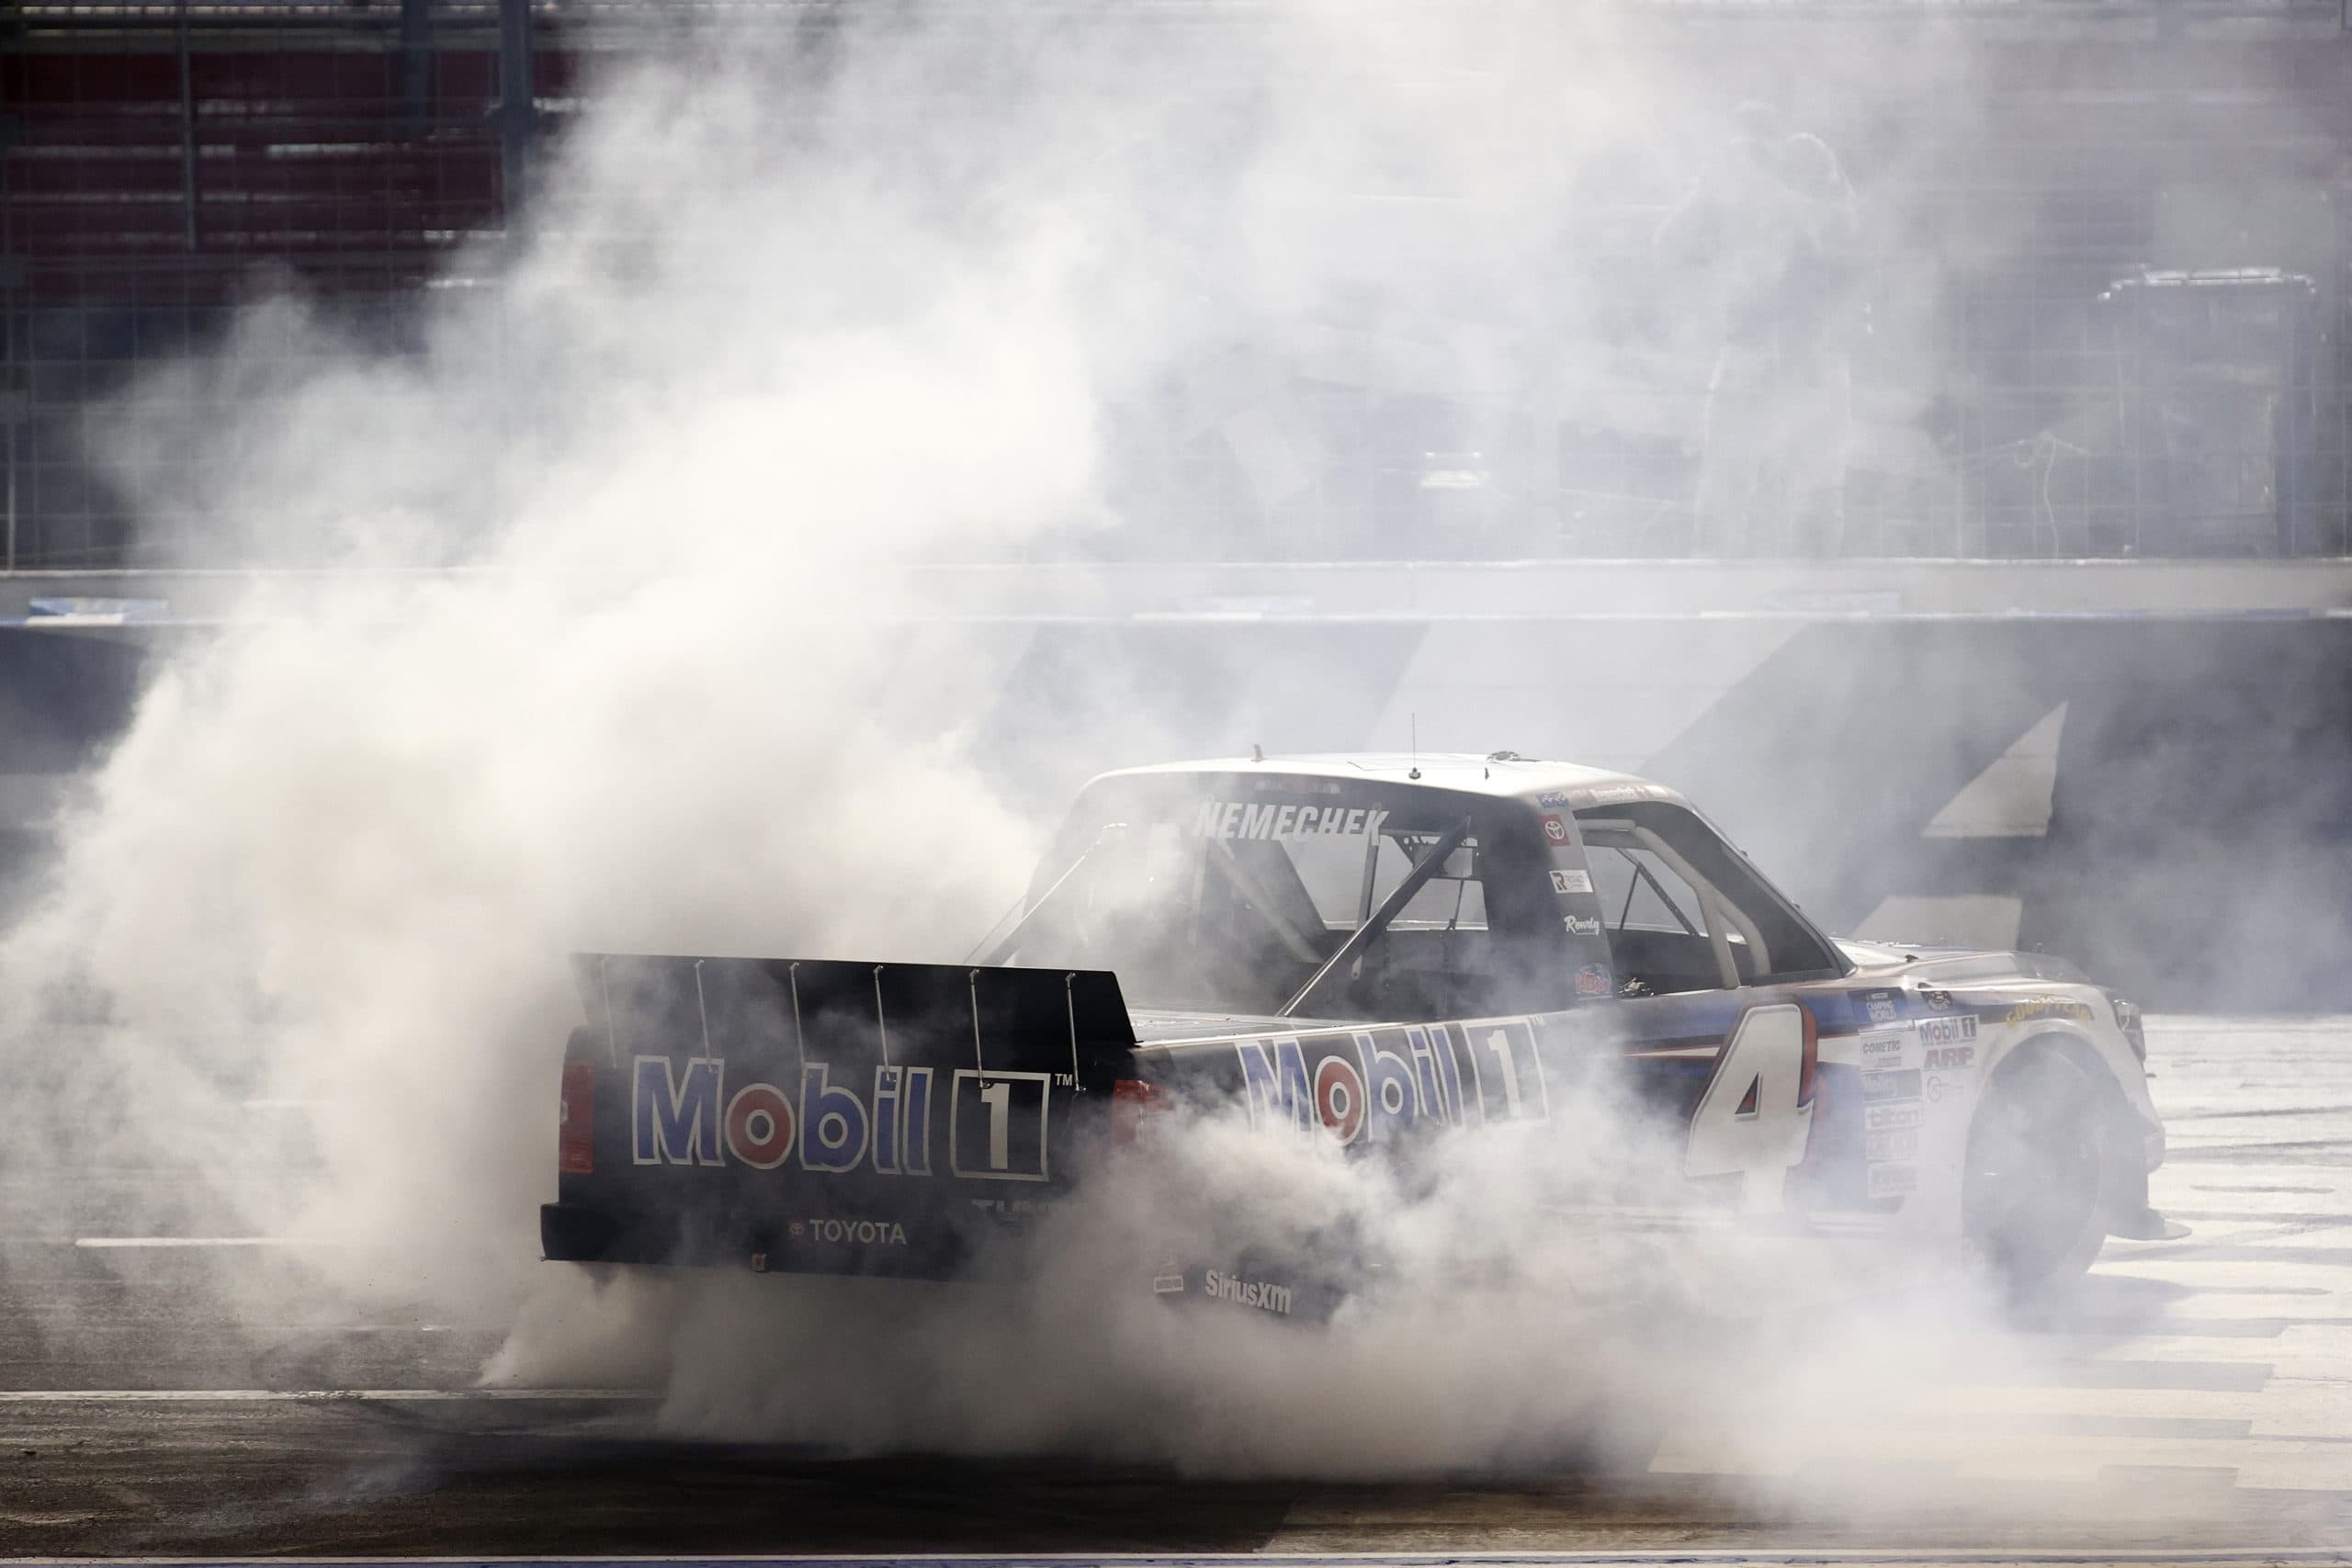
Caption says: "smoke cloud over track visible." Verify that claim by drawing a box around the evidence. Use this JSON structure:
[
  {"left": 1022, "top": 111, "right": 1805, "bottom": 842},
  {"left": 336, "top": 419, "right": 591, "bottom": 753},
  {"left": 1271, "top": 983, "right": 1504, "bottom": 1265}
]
[{"left": 0, "top": 0, "right": 2168, "bottom": 1495}]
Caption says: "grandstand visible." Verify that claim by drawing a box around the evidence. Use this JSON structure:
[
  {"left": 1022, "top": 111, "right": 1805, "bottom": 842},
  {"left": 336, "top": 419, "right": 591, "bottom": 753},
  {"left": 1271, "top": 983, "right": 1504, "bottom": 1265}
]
[{"left": 4, "top": 0, "right": 2349, "bottom": 566}]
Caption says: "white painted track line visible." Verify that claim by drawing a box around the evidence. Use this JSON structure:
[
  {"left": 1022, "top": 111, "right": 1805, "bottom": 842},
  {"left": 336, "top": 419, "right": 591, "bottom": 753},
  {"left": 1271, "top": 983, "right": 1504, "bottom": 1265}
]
[
  {"left": 73, "top": 1235, "right": 327, "bottom": 1248},
  {"left": 0, "top": 1388, "right": 654, "bottom": 1402}
]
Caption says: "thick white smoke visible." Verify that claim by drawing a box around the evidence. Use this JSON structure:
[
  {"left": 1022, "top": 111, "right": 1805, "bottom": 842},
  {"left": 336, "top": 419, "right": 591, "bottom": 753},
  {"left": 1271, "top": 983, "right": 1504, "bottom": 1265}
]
[
  {"left": 488, "top": 1083, "right": 2027, "bottom": 1489},
  {"left": 2, "top": 0, "right": 2085, "bottom": 1493}
]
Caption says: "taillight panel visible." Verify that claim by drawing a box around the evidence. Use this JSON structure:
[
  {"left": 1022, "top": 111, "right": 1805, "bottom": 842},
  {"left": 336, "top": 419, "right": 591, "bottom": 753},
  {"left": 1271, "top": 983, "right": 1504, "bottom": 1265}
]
[
  {"left": 559, "top": 1062, "right": 596, "bottom": 1174},
  {"left": 1112, "top": 1077, "right": 1170, "bottom": 1145},
  {"left": 2110, "top": 994, "right": 2147, "bottom": 1062}
]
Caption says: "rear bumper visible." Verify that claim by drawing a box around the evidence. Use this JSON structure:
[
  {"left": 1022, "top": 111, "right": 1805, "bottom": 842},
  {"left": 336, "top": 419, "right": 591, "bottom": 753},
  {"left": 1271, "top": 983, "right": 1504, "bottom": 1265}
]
[
  {"left": 541, "top": 1201, "right": 622, "bottom": 1263},
  {"left": 540, "top": 1201, "right": 969, "bottom": 1280}
]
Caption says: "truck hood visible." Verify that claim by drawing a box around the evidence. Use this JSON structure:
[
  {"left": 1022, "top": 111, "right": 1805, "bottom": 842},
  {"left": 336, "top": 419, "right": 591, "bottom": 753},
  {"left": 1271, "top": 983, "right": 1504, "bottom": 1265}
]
[{"left": 1836, "top": 937, "right": 2089, "bottom": 986}]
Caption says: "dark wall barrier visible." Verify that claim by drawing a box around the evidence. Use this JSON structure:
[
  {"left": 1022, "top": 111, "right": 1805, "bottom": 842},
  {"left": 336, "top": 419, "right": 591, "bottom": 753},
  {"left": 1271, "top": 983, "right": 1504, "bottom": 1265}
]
[
  {"left": 1643, "top": 617, "right": 2352, "bottom": 1011},
  {"left": 1, "top": 612, "right": 2346, "bottom": 1012}
]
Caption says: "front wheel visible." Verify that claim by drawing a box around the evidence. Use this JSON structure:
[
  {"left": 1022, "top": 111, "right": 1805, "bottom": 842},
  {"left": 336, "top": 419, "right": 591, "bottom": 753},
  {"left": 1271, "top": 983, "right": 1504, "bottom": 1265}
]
[{"left": 1962, "top": 1048, "right": 2110, "bottom": 1297}]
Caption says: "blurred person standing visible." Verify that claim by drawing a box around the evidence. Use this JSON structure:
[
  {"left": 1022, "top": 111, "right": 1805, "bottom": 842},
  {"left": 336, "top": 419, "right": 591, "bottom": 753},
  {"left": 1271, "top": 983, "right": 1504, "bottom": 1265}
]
[{"left": 1656, "top": 103, "right": 1863, "bottom": 557}]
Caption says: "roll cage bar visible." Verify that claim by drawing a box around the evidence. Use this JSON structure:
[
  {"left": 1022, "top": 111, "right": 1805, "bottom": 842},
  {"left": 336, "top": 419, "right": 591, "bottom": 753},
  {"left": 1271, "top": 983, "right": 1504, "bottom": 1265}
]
[{"left": 1577, "top": 817, "right": 1773, "bottom": 991}]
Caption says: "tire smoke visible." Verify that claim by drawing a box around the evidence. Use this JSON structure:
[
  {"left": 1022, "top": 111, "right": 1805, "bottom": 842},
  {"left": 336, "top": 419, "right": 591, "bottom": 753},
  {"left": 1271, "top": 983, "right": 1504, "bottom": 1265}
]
[{"left": 1, "top": 0, "right": 2113, "bottom": 1499}]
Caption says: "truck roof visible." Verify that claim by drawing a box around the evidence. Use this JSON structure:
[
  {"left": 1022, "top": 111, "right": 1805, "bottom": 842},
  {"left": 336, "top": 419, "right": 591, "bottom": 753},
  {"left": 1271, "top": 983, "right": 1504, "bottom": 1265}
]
[{"left": 1087, "top": 752, "right": 1692, "bottom": 813}]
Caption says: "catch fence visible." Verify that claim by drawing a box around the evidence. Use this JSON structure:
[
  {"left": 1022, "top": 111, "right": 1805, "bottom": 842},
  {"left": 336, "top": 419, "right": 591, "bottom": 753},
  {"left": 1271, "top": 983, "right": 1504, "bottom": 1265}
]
[{"left": 5, "top": 0, "right": 2350, "bottom": 564}]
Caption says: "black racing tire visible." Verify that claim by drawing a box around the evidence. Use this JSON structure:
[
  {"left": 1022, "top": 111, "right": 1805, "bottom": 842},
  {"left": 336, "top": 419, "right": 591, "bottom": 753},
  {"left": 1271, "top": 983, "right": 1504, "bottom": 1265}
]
[{"left": 1962, "top": 1046, "right": 2110, "bottom": 1299}]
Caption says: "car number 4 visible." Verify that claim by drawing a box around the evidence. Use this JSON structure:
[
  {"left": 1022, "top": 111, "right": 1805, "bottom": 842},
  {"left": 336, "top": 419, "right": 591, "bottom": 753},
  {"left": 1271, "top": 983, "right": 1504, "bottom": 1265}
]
[{"left": 1683, "top": 1002, "right": 1815, "bottom": 1212}]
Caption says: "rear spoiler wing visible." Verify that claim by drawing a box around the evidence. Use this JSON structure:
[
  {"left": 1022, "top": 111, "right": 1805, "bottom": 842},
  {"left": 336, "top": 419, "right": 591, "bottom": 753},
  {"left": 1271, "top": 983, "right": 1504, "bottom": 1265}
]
[
  {"left": 573, "top": 953, "right": 1136, "bottom": 1089},
  {"left": 546, "top": 955, "right": 1137, "bottom": 1278}
]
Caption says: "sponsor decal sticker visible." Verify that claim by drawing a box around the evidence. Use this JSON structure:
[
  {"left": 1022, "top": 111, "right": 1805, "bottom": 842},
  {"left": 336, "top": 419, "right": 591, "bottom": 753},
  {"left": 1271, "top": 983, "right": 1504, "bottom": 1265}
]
[
  {"left": 1865, "top": 1129, "right": 1919, "bottom": 1163},
  {"left": 1191, "top": 801, "right": 1390, "bottom": 842},
  {"left": 1540, "top": 814, "right": 1571, "bottom": 847},
  {"left": 1152, "top": 1273, "right": 1186, "bottom": 1295},
  {"left": 1859, "top": 1025, "right": 1936, "bottom": 1202},
  {"left": 1919, "top": 987, "right": 1953, "bottom": 1012},
  {"left": 1861, "top": 1068, "right": 1923, "bottom": 1102},
  {"left": 1548, "top": 867, "right": 1595, "bottom": 896},
  {"left": 797, "top": 1216, "right": 910, "bottom": 1247},
  {"left": 1536, "top": 790, "right": 1576, "bottom": 808},
  {"left": 1576, "top": 964, "right": 1614, "bottom": 998},
  {"left": 1204, "top": 1269, "right": 1294, "bottom": 1315},
  {"left": 1851, "top": 987, "right": 1901, "bottom": 1026},
  {"left": 1917, "top": 1015, "right": 1979, "bottom": 1047},
  {"left": 1236, "top": 1022, "right": 1548, "bottom": 1138},
  {"left": 2003, "top": 995, "right": 2096, "bottom": 1026},
  {"left": 1869, "top": 1164, "right": 1919, "bottom": 1198},
  {"left": 1563, "top": 914, "right": 1602, "bottom": 938}
]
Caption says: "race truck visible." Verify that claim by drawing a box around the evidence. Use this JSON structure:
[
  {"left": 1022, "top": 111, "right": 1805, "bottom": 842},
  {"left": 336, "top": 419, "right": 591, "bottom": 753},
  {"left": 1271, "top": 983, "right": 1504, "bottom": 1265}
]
[{"left": 542, "top": 753, "right": 2172, "bottom": 1300}]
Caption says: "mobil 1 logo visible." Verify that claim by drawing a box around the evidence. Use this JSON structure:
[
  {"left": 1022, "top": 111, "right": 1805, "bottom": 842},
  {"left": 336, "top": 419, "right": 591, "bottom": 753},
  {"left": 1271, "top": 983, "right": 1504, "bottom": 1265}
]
[
  {"left": 1236, "top": 1020, "right": 1549, "bottom": 1145},
  {"left": 949, "top": 1069, "right": 1053, "bottom": 1181}
]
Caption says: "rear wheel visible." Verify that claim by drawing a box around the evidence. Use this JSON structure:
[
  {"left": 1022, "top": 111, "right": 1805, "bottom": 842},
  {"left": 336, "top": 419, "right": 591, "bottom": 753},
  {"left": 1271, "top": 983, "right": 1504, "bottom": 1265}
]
[{"left": 1962, "top": 1048, "right": 2109, "bottom": 1297}]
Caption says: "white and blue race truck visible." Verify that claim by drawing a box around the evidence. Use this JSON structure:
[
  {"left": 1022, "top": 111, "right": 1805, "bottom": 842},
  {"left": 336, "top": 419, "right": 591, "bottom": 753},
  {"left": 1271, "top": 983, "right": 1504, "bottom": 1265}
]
[{"left": 542, "top": 753, "right": 2171, "bottom": 1299}]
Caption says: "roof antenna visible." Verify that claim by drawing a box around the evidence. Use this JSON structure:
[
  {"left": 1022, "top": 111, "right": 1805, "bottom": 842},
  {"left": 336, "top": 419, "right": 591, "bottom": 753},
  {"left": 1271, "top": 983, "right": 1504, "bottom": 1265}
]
[
  {"left": 1251, "top": 742, "right": 1264, "bottom": 763},
  {"left": 1408, "top": 714, "right": 1420, "bottom": 780}
]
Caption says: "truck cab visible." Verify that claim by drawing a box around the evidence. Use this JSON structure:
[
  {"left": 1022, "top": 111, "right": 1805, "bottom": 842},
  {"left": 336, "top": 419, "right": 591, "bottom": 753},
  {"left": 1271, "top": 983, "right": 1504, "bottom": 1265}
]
[{"left": 994, "top": 752, "right": 1851, "bottom": 1024}]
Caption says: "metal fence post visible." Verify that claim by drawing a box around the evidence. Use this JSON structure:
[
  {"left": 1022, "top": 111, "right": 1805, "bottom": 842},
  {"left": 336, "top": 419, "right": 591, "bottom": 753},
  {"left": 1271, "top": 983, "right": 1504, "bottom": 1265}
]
[
  {"left": 400, "top": 0, "right": 435, "bottom": 136},
  {"left": 177, "top": 0, "right": 198, "bottom": 252},
  {"left": 496, "top": 0, "right": 537, "bottom": 220}
]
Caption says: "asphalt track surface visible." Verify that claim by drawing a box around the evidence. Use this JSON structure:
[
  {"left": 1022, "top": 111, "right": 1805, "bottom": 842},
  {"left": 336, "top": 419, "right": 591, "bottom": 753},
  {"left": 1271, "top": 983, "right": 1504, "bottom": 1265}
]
[{"left": 3, "top": 1017, "right": 2350, "bottom": 1559}]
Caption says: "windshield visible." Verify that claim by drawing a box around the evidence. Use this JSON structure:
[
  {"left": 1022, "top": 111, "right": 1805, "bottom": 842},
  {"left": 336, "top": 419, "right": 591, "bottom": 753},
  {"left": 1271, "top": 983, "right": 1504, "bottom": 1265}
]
[{"left": 996, "top": 778, "right": 1564, "bottom": 1021}]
